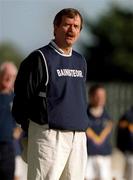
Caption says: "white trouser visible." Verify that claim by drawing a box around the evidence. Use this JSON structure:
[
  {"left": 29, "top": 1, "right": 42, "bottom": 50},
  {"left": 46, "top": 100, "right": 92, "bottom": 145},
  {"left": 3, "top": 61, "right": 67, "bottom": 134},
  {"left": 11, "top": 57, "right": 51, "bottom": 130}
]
[
  {"left": 85, "top": 155, "right": 112, "bottom": 180},
  {"left": 27, "top": 121, "right": 87, "bottom": 180},
  {"left": 125, "top": 154, "right": 133, "bottom": 180}
]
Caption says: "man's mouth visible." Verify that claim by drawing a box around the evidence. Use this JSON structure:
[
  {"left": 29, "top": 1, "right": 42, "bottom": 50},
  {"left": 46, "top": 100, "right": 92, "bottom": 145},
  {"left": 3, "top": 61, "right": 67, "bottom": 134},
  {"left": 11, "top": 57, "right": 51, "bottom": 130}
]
[{"left": 66, "top": 34, "right": 75, "bottom": 39}]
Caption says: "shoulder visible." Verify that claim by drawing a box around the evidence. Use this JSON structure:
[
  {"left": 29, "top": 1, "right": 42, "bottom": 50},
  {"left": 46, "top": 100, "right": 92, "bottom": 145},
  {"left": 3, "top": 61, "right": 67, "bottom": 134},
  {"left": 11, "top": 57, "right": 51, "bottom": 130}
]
[
  {"left": 122, "top": 108, "right": 133, "bottom": 123},
  {"left": 72, "top": 50, "right": 87, "bottom": 67},
  {"left": 20, "top": 49, "right": 46, "bottom": 71},
  {"left": 38, "top": 44, "right": 53, "bottom": 55},
  {"left": 72, "top": 50, "right": 84, "bottom": 59},
  {"left": 103, "top": 109, "right": 112, "bottom": 120}
]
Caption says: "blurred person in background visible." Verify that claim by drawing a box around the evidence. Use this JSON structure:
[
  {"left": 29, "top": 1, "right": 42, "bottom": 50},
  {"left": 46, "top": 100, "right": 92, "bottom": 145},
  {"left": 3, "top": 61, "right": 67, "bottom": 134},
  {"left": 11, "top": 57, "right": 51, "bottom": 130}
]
[
  {"left": 0, "top": 62, "right": 27, "bottom": 180},
  {"left": 13, "top": 127, "right": 28, "bottom": 180},
  {"left": 85, "top": 84, "right": 113, "bottom": 180},
  {"left": 116, "top": 106, "right": 133, "bottom": 180},
  {"left": 0, "top": 62, "right": 17, "bottom": 180},
  {"left": 12, "top": 8, "right": 89, "bottom": 180}
]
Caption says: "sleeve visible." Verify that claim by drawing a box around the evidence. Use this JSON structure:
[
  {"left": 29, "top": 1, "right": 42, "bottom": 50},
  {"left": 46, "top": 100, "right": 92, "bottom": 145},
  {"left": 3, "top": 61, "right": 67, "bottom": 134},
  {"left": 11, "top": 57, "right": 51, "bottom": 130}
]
[
  {"left": 12, "top": 51, "right": 47, "bottom": 131},
  {"left": 116, "top": 113, "right": 129, "bottom": 152},
  {"left": 104, "top": 109, "right": 113, "bottom": 122}
]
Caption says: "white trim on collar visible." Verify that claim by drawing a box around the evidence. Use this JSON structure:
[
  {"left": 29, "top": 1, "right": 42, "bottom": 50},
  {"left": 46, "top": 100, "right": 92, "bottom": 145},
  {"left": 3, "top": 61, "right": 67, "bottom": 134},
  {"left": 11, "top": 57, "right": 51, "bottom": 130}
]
[{"left": 49, "top": 40, "right": 72, "bottom": 57}]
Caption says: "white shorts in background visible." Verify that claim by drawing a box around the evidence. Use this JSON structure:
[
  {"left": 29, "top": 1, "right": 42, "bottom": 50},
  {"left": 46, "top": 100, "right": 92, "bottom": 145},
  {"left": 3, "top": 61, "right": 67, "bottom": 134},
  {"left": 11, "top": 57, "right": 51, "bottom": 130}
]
[
  {"left": 125, "top": 154, "right": 133, "bottom": 180},
  {"left": 85, "top": 155, "right": 112, "bottom": 180},
  {"left": 27, "top": 121, "right": 87, "bottom": 180},
  {"left": 15, "top": 155, "right": 28, "bottom": 180}
]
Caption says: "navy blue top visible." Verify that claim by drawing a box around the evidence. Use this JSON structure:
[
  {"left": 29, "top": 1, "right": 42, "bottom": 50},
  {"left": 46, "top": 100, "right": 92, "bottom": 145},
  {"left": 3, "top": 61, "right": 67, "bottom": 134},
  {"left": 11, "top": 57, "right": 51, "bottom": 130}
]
[
  {"left": 122, "top": 106, "right": 133, "bottom": 124},
  {"left": 12, "top": 42, "right": 89, "bottom": 131},
  {"left": 117, "top": 106, "right": 133, "bottom": 152},
  {"left": 87, "top": 106, "right": 112, "bottom": 155},
  {"left": 0, "top": 92, "right": 16, "bottom": 142},
  {"left": 40, "top": 44, "right": 89, "bottom": 131},
  {"left": 13, "top": 139, "right": 22, "bottom": 155}
]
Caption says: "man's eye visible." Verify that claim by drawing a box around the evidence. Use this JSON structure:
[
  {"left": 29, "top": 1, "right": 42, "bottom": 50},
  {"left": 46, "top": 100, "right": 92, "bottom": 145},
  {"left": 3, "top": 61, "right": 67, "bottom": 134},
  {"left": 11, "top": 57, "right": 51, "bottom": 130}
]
[
  {"left": 64, "top": 24, "right": 69, "bottom": 27},
  {"left": 74, "top": 25, "right": 80, "bottom": 29}
]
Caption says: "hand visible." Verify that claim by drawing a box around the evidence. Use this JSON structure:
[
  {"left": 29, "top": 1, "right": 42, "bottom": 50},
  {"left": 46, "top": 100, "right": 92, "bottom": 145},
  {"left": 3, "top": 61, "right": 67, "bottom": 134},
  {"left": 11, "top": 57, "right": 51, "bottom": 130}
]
[
  {"left": 13, "top": 127, "right": 22, "bottom": 139},
  {"left": 93, "top": 135, "right": 104, "bottom": 145}
]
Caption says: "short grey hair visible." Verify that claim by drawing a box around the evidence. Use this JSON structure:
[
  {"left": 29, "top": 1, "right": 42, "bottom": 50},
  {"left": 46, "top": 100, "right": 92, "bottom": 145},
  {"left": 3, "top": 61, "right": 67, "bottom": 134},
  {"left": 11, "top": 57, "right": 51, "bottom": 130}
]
[{"left": 0, "top": 61, "right": 17, "bottom": 75}]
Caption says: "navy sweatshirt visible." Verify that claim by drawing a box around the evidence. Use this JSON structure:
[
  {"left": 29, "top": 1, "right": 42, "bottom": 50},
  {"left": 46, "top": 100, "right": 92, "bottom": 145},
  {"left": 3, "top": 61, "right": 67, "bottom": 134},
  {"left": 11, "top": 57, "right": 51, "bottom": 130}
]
[{"left": 12, "top": 41, "right": 89, "bottom": 131}]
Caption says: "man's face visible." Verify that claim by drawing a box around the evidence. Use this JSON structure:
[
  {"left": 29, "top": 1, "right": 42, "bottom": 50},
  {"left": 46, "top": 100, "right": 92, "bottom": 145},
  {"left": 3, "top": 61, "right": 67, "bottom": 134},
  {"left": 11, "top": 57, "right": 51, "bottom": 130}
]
[
  {"left": 0, "top": 66, "right": 16, "bottom": 91},
  {"left": 54, "top": 15, "right": 81, "bottom": 48},
  {"left": 90, "top": 88, "right": 106, "bottom": 107}
]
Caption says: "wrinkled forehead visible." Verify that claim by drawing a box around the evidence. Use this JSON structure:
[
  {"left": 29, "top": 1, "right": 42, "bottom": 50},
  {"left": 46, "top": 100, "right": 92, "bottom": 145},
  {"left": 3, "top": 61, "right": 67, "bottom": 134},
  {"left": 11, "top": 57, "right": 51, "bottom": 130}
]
[
  {"left": 63, "top": 14, "right": 81, "bottom": 20},
  {"left": 61, "top": 14, "right": 81, "bottom": 24}
]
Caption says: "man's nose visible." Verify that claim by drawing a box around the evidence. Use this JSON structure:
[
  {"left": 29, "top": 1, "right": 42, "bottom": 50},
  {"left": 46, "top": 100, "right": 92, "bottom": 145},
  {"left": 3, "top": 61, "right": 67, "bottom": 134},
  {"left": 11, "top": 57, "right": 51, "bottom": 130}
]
[{"left": 68, "top": 25, "right": 75, "bottom": 32}]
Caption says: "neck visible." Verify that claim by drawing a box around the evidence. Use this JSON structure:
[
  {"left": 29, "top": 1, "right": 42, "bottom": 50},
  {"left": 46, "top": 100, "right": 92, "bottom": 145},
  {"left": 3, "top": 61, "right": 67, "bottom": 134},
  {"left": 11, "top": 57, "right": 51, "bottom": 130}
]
[
  {"left": 61, "top": 48, "right": 71, "bottom": 55},
  {"left": 90, "top": 106, "right": 104, "bottom": 117}
]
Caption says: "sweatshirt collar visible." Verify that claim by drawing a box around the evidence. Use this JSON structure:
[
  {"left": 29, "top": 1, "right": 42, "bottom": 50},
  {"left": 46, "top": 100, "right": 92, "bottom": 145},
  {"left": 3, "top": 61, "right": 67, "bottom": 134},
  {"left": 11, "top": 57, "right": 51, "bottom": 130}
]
[{"left": 49, "top": 40, "right": 72, "bottom": 57}]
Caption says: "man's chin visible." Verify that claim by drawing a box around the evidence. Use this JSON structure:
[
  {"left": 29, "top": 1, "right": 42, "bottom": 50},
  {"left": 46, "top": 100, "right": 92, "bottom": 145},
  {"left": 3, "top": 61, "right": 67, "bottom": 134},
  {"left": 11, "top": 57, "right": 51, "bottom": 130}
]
[{"left": 66, "top": 40, "right": 75, "bottom": 47}]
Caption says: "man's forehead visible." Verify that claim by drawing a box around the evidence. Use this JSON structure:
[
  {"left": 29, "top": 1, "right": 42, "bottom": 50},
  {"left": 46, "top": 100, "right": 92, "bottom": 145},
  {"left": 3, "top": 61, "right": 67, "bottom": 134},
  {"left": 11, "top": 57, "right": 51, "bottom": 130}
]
[{"left": 62, "top": 15, "right": 81, "bottom": 23}]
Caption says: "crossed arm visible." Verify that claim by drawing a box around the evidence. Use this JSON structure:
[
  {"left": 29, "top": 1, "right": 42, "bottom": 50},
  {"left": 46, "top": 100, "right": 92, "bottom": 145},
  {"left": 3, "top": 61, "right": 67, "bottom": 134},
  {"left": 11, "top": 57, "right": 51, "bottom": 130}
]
[{"left": 86, "top": 121, "right": 113, "bottom": 145}]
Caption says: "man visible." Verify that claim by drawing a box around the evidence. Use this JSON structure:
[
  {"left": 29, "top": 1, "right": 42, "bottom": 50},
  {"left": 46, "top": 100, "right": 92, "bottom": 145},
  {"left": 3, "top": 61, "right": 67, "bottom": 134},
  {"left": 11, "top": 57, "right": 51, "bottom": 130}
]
[
  {"left": 12, "top": 8, "right": 89, "bottom": 180},
  {"left": 116, "top": 106, "right": 133, "bottom": 180},
  {"left": 0, "top": 62, "right": 17, "bottom": 180},
  {"left": 85, "top": 84, "right": 113, "bottom": 180}
]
